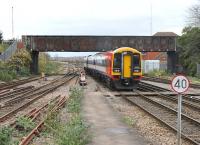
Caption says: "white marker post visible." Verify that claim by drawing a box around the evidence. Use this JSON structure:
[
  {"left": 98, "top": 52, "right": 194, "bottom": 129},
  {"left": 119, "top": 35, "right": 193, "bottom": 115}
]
[{"left": 171, "top": 75, "right": 190, "bottom": 145}]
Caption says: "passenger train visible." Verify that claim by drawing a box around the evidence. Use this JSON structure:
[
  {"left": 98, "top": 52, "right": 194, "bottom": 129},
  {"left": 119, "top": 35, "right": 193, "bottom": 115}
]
[{"left": 84, "top": 47, "right": 142, "bottom": 90}]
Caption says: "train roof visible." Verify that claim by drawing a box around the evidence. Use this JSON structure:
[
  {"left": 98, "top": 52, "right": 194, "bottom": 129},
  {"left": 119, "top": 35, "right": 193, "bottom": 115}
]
[
  {"left": 87, "top": 47, "right": 140, "bottom": 58},
  {"left": 113, "top": 47, "right": 140, "bottom": 54}
]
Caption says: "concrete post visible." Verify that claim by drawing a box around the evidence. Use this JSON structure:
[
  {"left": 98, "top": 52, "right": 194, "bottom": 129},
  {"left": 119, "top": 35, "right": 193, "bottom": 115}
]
[
  {"left": 197, "top": 64, "right": 200, "bottom": 76},
  {"left": 167, "top": 51, "right": 177, "bottom": 74},
  {"left": 30, "top": 51, "right": 39, "bottom": 74}
]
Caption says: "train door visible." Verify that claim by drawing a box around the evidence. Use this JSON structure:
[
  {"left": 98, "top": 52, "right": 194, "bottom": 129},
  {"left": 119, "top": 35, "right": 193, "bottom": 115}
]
[{"left": 122, "top": 54, "right": 131, "bottom": 78}]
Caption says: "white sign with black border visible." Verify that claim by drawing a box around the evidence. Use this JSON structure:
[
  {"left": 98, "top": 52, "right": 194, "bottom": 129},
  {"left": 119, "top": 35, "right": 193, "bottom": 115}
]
[
  {"left": 171, "top": 75, "right": 190, "bottom": 145},
  {"left": 171, "top": 75, "right": 190, "bottom": 93}
]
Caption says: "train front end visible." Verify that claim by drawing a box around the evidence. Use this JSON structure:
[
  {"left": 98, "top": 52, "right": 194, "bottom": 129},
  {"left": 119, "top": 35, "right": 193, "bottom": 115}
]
[{"left": 112, "top": 47, "right": 142, "bottom": 90}]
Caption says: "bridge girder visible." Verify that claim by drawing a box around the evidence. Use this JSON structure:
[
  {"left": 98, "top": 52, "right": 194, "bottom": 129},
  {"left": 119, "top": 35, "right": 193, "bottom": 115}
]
[{"left": 22, "top": 35, "right": 176, "bottom": 52}]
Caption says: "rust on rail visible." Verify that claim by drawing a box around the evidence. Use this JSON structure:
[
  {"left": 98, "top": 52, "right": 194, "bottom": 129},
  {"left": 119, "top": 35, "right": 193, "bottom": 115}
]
[{"left": 19, "top": 96, "right": 67, "bottom": 145}]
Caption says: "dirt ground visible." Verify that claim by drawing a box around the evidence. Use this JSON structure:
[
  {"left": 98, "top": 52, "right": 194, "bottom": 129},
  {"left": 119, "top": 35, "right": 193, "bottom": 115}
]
[{"left": 82, "top": 76, "right": 151, "bottom": 145}]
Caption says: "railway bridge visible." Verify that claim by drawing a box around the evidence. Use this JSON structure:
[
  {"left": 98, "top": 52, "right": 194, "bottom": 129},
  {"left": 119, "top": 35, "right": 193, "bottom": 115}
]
[{"left": 22, "top": 34, "right": 177, "bottom": 74}]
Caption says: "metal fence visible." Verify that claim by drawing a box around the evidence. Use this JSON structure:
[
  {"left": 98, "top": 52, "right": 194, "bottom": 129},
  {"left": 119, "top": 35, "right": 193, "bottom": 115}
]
[
  {"left": 142, "top": 60, "right": 167, "bottom": 73},
  {"left": 0, "top": 41, "right": 17, "bottom": 61},
  {"left": 197, "top": 64, "right": 200, "bottom": 75}
]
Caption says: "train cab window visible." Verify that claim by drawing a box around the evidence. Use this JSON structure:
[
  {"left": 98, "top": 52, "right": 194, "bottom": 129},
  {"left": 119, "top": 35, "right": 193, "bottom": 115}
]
[
  {"left": 133, "top": 54, "right": 140, "bottom": 68},
  {"left": 113, "top": 53, "right": 121, "bottom": 69}
]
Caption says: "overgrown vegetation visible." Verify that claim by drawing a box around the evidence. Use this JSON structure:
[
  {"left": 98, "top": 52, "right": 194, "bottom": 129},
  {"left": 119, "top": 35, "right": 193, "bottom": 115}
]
[
  {"left": 123, "top": 116, "right": 135, "bottom": 126},
  {"left": 0, "top": 48, "right": 31, "bottom": 81},
  {"left": 177, "top": 1, "right": 200, "bottom": 76},
  {"left": 0, "top": 127, "right": 13, "bottom": 145},
  {"left": 0, "top": 116, "right": 36, "bottom": 145},
  {"left": 15, "top": 116, "right": 36, "bottom": 132},
  {"left": 0, "top": 44, "right": 9, "bottom": 53},
  {"left": 177, "top": 27, "right": 200, "bottom": 76},
  {"left": 45, "top": 87, "right": 90, "bottom": 145},
  {"left": 145, "top": 70, "right": 169, "bottom": 78},
  {"left": 7, "top": 48, "right": 31, "bottom": 76},
  {"left": 39, "top": 52, "right": 62, "bottom": 75},
  {"left": 0, "top": 61, "right": 17, "bottom": 81}
]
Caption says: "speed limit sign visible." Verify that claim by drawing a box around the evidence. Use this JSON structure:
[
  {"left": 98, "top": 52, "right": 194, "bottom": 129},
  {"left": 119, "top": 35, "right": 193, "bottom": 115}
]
[
  {"left": 171, "top": 75, "right": 190, "bottom": 94},
  {"left": 171, "top": 75, "right": 190, "bottom": 145}
]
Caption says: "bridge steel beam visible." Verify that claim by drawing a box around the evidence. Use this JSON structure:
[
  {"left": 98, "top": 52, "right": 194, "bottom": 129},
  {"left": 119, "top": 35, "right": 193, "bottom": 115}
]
[
  {"left": 22, "top": 35, "right": 176, "bottom": 52},
  {"left": 22, "top": 35, "right": 177, "bottom": 74}
]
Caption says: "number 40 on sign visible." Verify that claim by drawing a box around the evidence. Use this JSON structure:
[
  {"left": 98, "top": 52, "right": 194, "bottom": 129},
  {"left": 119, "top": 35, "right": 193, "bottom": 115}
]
[{"left": 171, "top": 75, "right": 190, "bottom": 94}]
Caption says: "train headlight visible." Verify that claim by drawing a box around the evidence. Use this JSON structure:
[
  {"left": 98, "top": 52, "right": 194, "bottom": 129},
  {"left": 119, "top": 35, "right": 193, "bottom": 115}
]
[
  {"left": 133, "top": 69, "right": 140, "bottom": 72},
  {"left": 113, "top": 69, "right": 120, "bottom": 72}
]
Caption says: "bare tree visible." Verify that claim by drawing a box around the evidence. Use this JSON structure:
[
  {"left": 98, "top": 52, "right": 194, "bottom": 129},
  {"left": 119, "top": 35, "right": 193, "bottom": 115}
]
[{"left": 188, "top": 0, "right": 200, "bottom": 27}]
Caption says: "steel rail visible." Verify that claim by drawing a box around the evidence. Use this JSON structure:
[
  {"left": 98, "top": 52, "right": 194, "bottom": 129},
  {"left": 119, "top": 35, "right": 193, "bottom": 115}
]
[
  {"left": 1, "top": 74, "right": 71, "bottom": 106},
  {"left": 143, "top": 76, "right": 200, "bottom": 89},
  {"left": 0, "top": 86, "right": 34, "bottom": 101},
  {"left": 120, "top": 91, "right": 200, "bottom": 145},
  {"left": 0, "top": 76, "right": 40, "bottom": 90},
  {"left": 0, "top": 75, "right": 75, "bottom": 122},
  {"left": 139, "top": 81, "right": 200, "bottom": 106},
  {"left": 18, "top": 96, "right": 67, "bottom": 145},
  {"left": 139, "top": 85, "right": 200, "bottom": 111}
]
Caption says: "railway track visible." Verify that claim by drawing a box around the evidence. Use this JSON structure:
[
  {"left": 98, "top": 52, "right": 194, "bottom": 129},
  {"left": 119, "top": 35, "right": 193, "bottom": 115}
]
[
  {"left": 115, "top": 82, "right": 200, "bottom": 144},
  {"left": 6, "top": 95, "right": 66, "bottom": 145},
  {"left": 118, "top": 91, "right": 200, "bottom": 145},
  {"left": 138, "top": 81, "right": 169, "bottom": 92},
  {"left": 0, "top": 73, "right": 77, "bottom": 123},
  {"left": 0, "top": 76, "right": 40, "bottom": 91},
  {"left": 138, "top": 82, "right": 200, "bottom": 111},
  {"left": 19, "top": 96, "right": 67, "bottom": 145},
  {"left": 143, "top": 76, "right": 200, "bottom": 89},
  {"left": 0, "top": 86, "right": 35, "bottom": 101}
]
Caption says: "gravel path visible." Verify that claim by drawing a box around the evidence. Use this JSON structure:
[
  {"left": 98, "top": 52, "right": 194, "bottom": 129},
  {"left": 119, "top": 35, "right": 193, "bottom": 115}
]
[{"left": 82, "top": 77, "right": 151, "bottom": 145}]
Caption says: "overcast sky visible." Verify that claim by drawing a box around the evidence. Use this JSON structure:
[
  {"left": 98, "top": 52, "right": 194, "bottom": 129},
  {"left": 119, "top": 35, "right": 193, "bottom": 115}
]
[{"left": 0, "top": 0, "right": 198, "bottom": 57}]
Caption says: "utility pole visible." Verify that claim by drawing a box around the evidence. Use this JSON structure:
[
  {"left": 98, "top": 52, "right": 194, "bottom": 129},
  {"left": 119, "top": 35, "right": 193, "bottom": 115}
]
[
  {"left": 150, "top": 0, "right": 153, "bottom": 35},
  {"left": 12, "top": 6, "right": 14, "bottom": 39}
]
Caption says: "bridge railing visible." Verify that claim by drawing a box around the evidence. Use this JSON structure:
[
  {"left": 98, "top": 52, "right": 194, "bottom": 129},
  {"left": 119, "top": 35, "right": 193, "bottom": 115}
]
[{"left": 0, "top": 41, "right": 17, "bottom": 61}]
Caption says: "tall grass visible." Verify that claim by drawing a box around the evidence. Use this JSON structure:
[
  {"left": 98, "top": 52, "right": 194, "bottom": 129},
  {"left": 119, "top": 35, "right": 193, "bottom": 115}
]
[
  {"left": 45, "top": 87, "right": 90, "bottom": 145},
  {"left": 0, "top": 68, "right": 17, "bottom": 82},
  {"left": 0, "top": 44, "right": 9, "bottom": 53},
  {"left": 0, "top": 127, "right": 13, "bottom": 145},
  {"left": 146, "top": 70, "right": 169, "bottom": 77},
  {"left": 39, "top": 52, "right": 62, "bottom": 75}
]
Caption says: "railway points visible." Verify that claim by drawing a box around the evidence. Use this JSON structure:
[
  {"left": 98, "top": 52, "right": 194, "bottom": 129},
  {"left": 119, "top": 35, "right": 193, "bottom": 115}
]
[
  {"left": 143, "top": 76, "right": 200, "bottom": 89},
  {"left": 0, "top": 73, "right": 77, "bottom": 123},
  {"left": 0, "top": 42, "right": 199, "bottom": 145}
]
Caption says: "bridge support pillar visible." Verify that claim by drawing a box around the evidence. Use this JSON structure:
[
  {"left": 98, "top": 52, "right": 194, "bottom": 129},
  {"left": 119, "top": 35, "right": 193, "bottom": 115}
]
[
  {"left": 30, "top": 51, "right": 39, "bottom": 74},
  {"left": 167, "top": 51, "right": 177, "bottom": 74}
]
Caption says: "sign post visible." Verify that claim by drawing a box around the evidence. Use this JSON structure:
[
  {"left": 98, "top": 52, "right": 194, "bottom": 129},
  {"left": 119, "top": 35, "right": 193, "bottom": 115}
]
[
  {"left": 177, "top": 94, "right": 182, "bottom": 145},
  {"left": 171, "top": 75, "right": 189, "bottom": 145}
]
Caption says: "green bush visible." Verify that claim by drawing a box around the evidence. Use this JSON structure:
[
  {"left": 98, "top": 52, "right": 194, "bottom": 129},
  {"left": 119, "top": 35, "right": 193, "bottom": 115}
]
[
  {"left": 57, "top": 115, "right": 89, "bottom": 145},
  {"left": 0, "top": 69, "right": 17, "bottom": 82},
  {"left": 0, "top": 127, "right": 13, "bottom": 145},
  {"left": 45, "top": 87, "right": 89, "bottom": 145},
  {"left": 0, "top": 44, "right": 9, "bottom": 53},
  {"left": 67, "top": 87, "right": 83, "bottom": 113},
  {"left": 0, "top": 48, "right": 31, "bottom": 81},
  {"left": 18, "top": 67, "right": 30, "bottom": 76},
  {"left": 146, "top": 70, "right": 169, "bottom": 77},
  {"left": 15, "top": 116, "right": 35, "bottom": 132}
]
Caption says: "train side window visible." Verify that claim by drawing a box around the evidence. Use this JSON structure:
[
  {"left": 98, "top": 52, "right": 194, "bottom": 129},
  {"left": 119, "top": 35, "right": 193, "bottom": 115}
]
[
  {"left": 133, "top": 54, "right": 140, "bottom": 67},
  {"left": 113, "top": 53, "right": 121, "bottom": 68}
]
